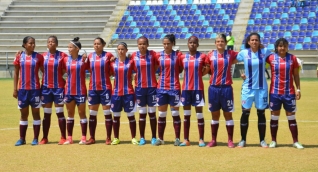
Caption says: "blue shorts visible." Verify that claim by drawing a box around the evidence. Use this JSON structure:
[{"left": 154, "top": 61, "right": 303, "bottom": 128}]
[
  {"left": 181, "top": 90, "right": 205, "bottom": 107},
  {"left": 269, "top": 94, "right": 296, "bottom": 112},
  {"left": 88, "top": 89, "right": 111, "bottom": 106},
  {"left": 156, "top": 89, "right": 181, "bottom": 107},
  {"left": 135, "top": 87, "right": 157, "bottom": 107},
  {"left": 64, "top": 95, "right": 86, "bottom": 105},
  {"left": 111, "top": 94, "right": 136, "bottom": 113},
  {"left": 208, "top": 85, "right": 234, "bottom": 112},
  {"left": 18, "top": 89, "right": 42, "bottom": 109},
  {"left": 241, "top": 88, "right": 268, "bottom": 110},
  {"left": 41, "top": 86, "right": 64, "bottom": 105}
]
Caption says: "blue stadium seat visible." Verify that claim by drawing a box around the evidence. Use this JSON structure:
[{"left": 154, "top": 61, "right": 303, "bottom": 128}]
[
  {"left": 175, "top": 33, "right": 180, "bottom": 39},
  {"left": 185, "top": 33, "right": 192, "bottom": 39},
  {"left": 275, "top": 13, "right": 281, "bottom": 19},
  {"left": 112, "top": 34, "right": 119, "bottom": 40},
  {"left": 205, "top": 33, "right": 211, "bottom": 39},
  {"left": 169, "top": 27, "right": 176, "bottom": 33},
  {"left": 155, "top": 33, "right": 162, "bottom": 39},
  {"left": 230, "top": 14, "right": 235, "bottom": 20},
  {"left": 199, "top": 33, "right": 205, "bottom": 39},
  {"left": 166, "top": 21, "right": 172, "bottom": 27},
  {"left": 213, "top": 27, "right": 220, "bottom": 33},
  {"left": 193, "top": 15, "right": 199, "bottom": 21},
  {"left": 270, "top": 37, "right": 276, "bottom": 44},
  {"left": 265, "top": 25, "right": 272, "bottom": 32},
  {"left": 303, "top": 43, "right": 310, "bottom": 50},
  {"left": 308, "top": 18, "right": 315, "bottom": 25},
  {"left": 284, "top": 32, "right": 292, "bottom": 38},
  {"left": 299, "top": 31, "right": 305, "bottom": 37},
  {"left": 119, "top": 21, "right": 124, "bottom": 27},
  {"left": 307, "top": 24, "right": 313, "bottom": 30},
  {"left": 181, "top": 27, "right": 189, "bottom": 33},
  {"left": 222, "top": 20, "right": 228, "bottom": 25},
  {"left": 267, "top": 44, "right": 274, "bottom": 51},
  {"left": 304, "top": 37, "right": 311, "bottom": 43},
  {"left": 250, "top": 13, "right": 255, "bottom": 19},
  {"left": 178, "top": 21, "right": 185, "bottom": 27},
  {"left": 255, "top": 13, "right": 262, "bottom": 19},
  {"left": 263, "top": 8, "right": 270, "bottom": 13},
  {"left": 202, "top": 21, "right": 209, "bottom": 27},
  {"left": 195, "top": 27, "right": 201, "bottom": 33},
  {"left": 292, "top": 31, "right": 299, "bottom": 37},
  {"left": 255, "top": 19, "right": 261, "bottom": 25},
  {"left": 315, "top": 24, "right": 318, "bottom": 30},
  {"left": 292, "top": 25, "right": 300, "bottom": 31},
  {"left": 211, "top": 33, "right": 217, "bottom": 39},
  {"left": 272, "top": 19, "right": 280, "bottom": 25},
  {"left": 185, "top": 21, "right": 190, "bottom": 27},
  {"left": 289, "top": 13, "right": 295, "bottom": 18},
  {"left": 217, "top": 15, "right": 223, "bottom": 20},
  {"left": 295, "top": 12, "right": 302, "bottom": 18},
  {"left": 115, "top": 28, "right": 121, "bottom": 34},
  {"left": 272, "top": 25, "right": 278, "bottom": 31},
  {"left": 281, "top": 18, "right": 287, "bottom": 25},
  {"left": 253, "top": 25, "right": 259, "bottom": 31},
  {"left": 310, "top": 44, "right": 317, "bottom": 50},
  {"left": 297, "top": 37, "right": 304, "bottom": 43},
  {"left": 264, "top": 32, "right": 270, "bottom": 38},
  {"left": 188, "top": 27, "right": 194, "bottom": 33},
  {"left": 206, "top": 27, "right": 213, "bottom": 33},
  {"left": 290, "top": 37, "right": 297, "bottom": 43},
  {"left": 191, "top": 21, "right": 197, "bottom": 26},
  {"left": 176, "top": 27, "right": 182, "bottom": 33},
  {"left": 287, "top": 18, "right": 294, "bottom": 25},
  {"left": 271, "top": 31, "right": 277, "bottom": 38},
  {"left": 133, "top": 28, "right": 140, "bottom": 34},
  {"left": 266, "top": 19, "right": 273, "bottom": 25},
  {"left": 270, "top": 7, "right": 276, "bottom": 14},
  {"left": 281, "top": 13, "right": 288, "bottom": 19},
  {"left": 302, "top": 12, "right": 308, "bottom": 18},
  {"left": 172, "top": 21, "right": 179, "bottom": 26},
  {"left": 300, "top": 18, "right": 308, "bottom": 25},
  {"left": 119, "top": 33, "right": 125, "bottom": 39},
  {"left": 263, "top": 38, "right": 269, "bottom": 44},
  {"left": 295, "top": 44, "right": 303, "bottom": 50},
  {"left": 312, "top": 37, "right": 318, "bottom": 43},
  {"left": 289, "top": 7, "right": 296, "bottom": 13},
  {"left": 121, "top": 27, "right": 128, "bottom": 34},
  {"left": 180, "top": 33, "right": 186, "bottom": 39},
  {"left": 124, "top": 34, "right": 131, "bottom": 39},
  {"left": 288, "top": 43, "right": 295, "bottom": 50},
  {"left": 305, "top": 31, "right": 312, "bottom": 37},
  {"left": 285, "top": 25, "right": 292, "bottom": 31},
  {"left": 246, "top": 25, "right": 252, "bottom": 32},
  {"left": 308, "top": 12, "right": 316, "bottom": 19},
  {"left": 163, "top": 27, "right": 169, "bottom": 33}
]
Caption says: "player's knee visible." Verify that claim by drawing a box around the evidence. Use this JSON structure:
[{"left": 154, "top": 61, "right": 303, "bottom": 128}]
[
  {"left": 148, "top": 106, "right": 156, "bottom": 113},
  {"left": 113, "top": 112, "right": 121, "bottom": 117},
  {"left": 103, "top": 109, "right": 111, "bottom": 115},
  {"left": 158, "top": 111, "right": 167, "bottom": 118},
  {"left": 196, "top": 113, "right": 203, "bottom": 119},
  {"left": 43, "top": 108, "right": 52, "bottom": 114},
  {"left": 127, "top": 112, "right": 135, "bottom": 117},
  {"left": 89, "top": 110, "right": 98, "bottom": 116},
  {"left": 139, "top": 107, "right": 147, "bottom": 114},
  {"left": 171, "top": 110, "right": 179, "bottom": 117},
  {"left": 184, "top": 110, "right": 191, "bottom": 116},
  {"left": 55, "top": 107, "right": 64, "bottom": 113}
]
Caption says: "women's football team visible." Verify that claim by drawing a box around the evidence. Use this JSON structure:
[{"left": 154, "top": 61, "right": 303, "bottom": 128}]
[{"left": 12, "top": 32, "right": 304, "bottom": 149}]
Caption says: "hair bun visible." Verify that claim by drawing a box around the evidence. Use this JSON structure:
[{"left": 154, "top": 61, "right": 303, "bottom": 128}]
[{"left": 73, "top": 37, "right": 80, "bottom": 42}]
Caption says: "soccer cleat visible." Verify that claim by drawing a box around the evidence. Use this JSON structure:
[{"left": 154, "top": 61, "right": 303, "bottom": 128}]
[
  {"left": 105, "top": 138, "right": 111, "bottom": 145},
  {"left": 260, "top": 140, "right": 268, "bottom": 148},
  {"left": 39, "top": 138, "right": 48, "bottom": 145},
  {"left": 293, "top": 142, "right": 304, "bottom": 149},
  {"left": 198, "top": 139, "right": 206, "bottom": 147},
  {"left": 58, "top": 138, "right": 67, "bottom": 145},
  {"left": 228, "top": 140, "right": 235, "bottom": 148},
  {"left": 174, "top": 138, "right": 181, "bottom": 146},
  {"left": 85, "top": 138, "right": 95, "bottom": 145},
  {"left": 151, "top": 138, "right": 157, "bottom": 145},
  {"left": 269, "top": 141, "right": 277, "bottom": 148},
  {"left": 15, "top": 139, "right": 26, "bottom": 146},
  {"left": 63, "top": 139, "right": 73, "bottom": 145},
  {"left": 132, "top": 138, "right": 139, "bottom": 145},
  {"left": 139, "top": 138, "right": 146, "bottom": 145},
  {"left": 206, "top": 140, "right": 217, "bottom": 147},
  {"left": 79, "top": 139, "right": 86, "bottom": 145},
  {"left": 111, "top": 138, "right": 120, "bottom": 145},
  {"left": 31, "top": 139, "right": 38, "bottom": 146},
  {"left": 154, "top": 138, "right": 164, "bottom": 146},
  {"left": 237, "top": 140, "right": 246, "bottom": 148},
  {"left": 179, "top": 140, "right": 190, "bottom": 146}
]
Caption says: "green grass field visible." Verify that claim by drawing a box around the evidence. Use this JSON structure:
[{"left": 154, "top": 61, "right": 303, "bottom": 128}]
[{"left": 1, "top": 78, "right": 318, "bottom": 171}]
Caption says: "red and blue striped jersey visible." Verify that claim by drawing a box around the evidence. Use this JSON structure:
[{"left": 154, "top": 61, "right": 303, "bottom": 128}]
[
  {"left": 13, "top": 52, "right": 44, "bottom": 90},
  {"left": 131, "top": 50, "right": 158, "bottom": 88},
  {"left": 206, "top": 50, "right": 238, "bottom": 86},
  {"left": 267, "top": 53, "right": 299, "bottom": 95},
  {"left": 42, "top": 51, "right": 68, "bottom": 88},
  {"left": 62, "top": 55, "right": 89, "bottom": 95},
  {"left": 237, "top": 48, "right": 272, "bottom": 89},
  {"left": 88, "top": 51, "right": 113, "bottom": 90},
  {"left": 156, "top": 50, "right": 183, "bottom": 90},
  {"left": 110, "top": 58, "right": 135, "bottom": 96},
  {"left": 181, "top": 51, "right": 207, "bottom": 90}
]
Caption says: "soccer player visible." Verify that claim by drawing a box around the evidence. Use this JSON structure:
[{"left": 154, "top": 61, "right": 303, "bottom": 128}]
[
  {"left": 39, "top": 36, "right": 68, "bottom": 145},
  {"left": 179, "top": 36, "right": 208, "bottom": 147},
  {"left": 62, "top": 37, "right": 89, "bottom": 145},
  {"left": 236, "top": 32, "right": 272, "bottom": 148},
  {"left": 85, "top": 37, "right": 114, "bottom": 145},
  {"left": 130, "top": 36, "right": 158, "bottom": 145},
  {"left": 205, "top": 34, "right": 239, "bottom": 148},
  {"left": 154, "top": 34, "right": 183, "bottom": 146},
  {"left": 13, "top": 36, "right": 44, "bottom": 146},
  {"left": 109, "top": 42, "right": 139, "bottom": 145},
  {"left": 267, "top": 38, "right": 304, "bottom": 149}
]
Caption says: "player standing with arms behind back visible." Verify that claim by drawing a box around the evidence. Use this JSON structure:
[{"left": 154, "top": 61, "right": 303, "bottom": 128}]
[
  {"left": 13, "top": 36, "right": 44, "bottom": 146},
  {"left": 62, "top": 37, "right": 89, "bottom": 145},
  {"left": 267, "top": 38, "right": 303, "bottom": 149},
  {"left": 179, "top": 36, "right": 208, "bottom": 147},
  {"left": 131, "top": 36, "right": 159, "bottom": 145},
  {"left": 85, "top": 37, "right": 114, "bottom": 145},
  {"left": 154, "top": 34, "right": 183, "bottom": 146}
]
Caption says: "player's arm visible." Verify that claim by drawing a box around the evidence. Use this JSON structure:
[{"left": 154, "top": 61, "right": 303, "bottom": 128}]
[
  {"left": 13, "top": 65, "right": 19, "bottom": 99},
  {"left": 293, "top": 66, "right": 301, "bottom": 100},
  {"left": 231, "top": 51, "right": 239, "bottom": 64},
  {"left": 202, "top": 54, "right": 209, "bottom": 76}
]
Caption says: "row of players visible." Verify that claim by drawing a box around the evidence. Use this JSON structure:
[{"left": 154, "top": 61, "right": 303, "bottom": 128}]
[{"left": 13, "top": 33, "right": 303, "bottom": 149}]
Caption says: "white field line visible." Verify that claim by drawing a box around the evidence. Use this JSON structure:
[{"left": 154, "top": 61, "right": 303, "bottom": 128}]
[{"left": 1, "top": 120, "right": 318, "bottom": 131}]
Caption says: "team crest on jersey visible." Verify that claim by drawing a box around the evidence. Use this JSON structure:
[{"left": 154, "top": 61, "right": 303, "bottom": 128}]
[
  {"left": 78, "top": 61, "right": 83, "bottom": 65},
  {"left": 183, "top": 58, "right": 188, "bottom": 62},
  {"left": 44, "top": 55, "right": 49, "bottom": 60},
  {"left": 63, "top": 97, "right": 68, "bottom": 102},
  {"left": 271, "top": 60, "right": 277, "bottom": 64},
  {"left": 210, "top": 56, "right": 216, "bottom": 61},
  {"left": 113, "top": 64, "right": 118, "bottom": 68},
  {"left": 66, "top": 62, "right": 70, "bottom": 66},
  {"left": 159, "top": 57, "right": 164, "bottom": 61}
]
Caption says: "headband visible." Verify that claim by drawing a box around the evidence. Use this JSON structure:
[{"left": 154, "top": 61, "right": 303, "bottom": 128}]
[{"left": 70, "top": 41, "right": 80, "bottom": 49}]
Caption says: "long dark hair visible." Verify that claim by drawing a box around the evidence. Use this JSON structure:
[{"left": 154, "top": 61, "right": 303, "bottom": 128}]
[
  {"left": 245, "top": 32, "right": 261, "bottom": 49},
  {"left": 22, "top": 36, "right": 35, "bottom": 48},
  {"left": 274, "top": 38, "right": 289, "bottom": 53},
  {"left": 163, "top": 34, "right": 176, "bottom": 46}
]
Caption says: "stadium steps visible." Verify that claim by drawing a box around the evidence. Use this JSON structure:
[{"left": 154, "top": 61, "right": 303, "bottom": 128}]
[
  {"left": 231, "top": 0, "right": 253, "bottom": 51},
  {"left": 0, "top": 0, "right": 120, "bottom": 66}
]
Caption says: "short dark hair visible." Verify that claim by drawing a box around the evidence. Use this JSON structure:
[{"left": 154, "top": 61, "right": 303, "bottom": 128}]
[
  {"left": 137, "top": 36, "right": 149, "bottom": 45},
  {"left": 22, "top": 36, "right": 35, "bottom": 48},
  {"left": 94, "top": 37, "right": 106, "bottom": 46}
]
